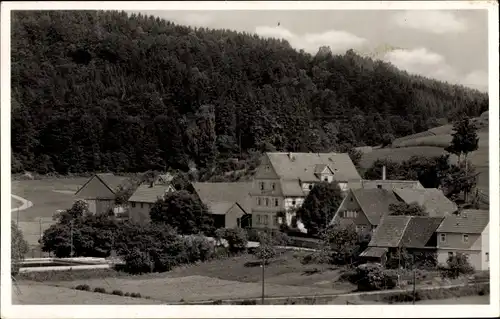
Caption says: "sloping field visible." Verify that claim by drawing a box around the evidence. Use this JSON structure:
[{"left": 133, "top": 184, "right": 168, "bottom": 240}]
[
  {"left": 392, "top": 130, "right": 436, "bottom": 146},
  {"left": 12, "top": 283, "right": 164, "bottom": 305}
]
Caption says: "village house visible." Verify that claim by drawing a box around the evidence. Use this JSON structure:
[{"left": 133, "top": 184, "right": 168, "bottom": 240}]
[
  {"left": 435, "top": 209, "right": 489, "bottom": 271},
  {"left": 75, "top": 173, "right": 130, "bottom": 215},
  {"left": 127, "top": 174, "right": 176, "bottom": 223},
  {"left": 250, "top": 152, "right": 362, "bottom": 230},
  {"left": 332, "top": 186, "right": 456, "bottom": 233},
  {"left": 360, "top": 215, "right": 444, "bottom": 266},
  {"left": 191, "top": 182, "right": 252, "bottom": 229}
]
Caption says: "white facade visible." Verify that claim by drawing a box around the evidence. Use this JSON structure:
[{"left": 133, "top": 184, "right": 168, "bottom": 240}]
[{"left": 481, "top": 224, "right": 490, "bottom": 270}]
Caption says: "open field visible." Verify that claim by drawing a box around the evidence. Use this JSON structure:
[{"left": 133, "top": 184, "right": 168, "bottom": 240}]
[
  {"left": 12, "top": 282, "right": 164, "bottom": 305},
  {"left": 11, "top": 177, "right": 88, "bottom": 248},
  {"left": 11, "top": 177, "right": 88, "bottom": 222},
  {"left": 40, "top": 252, "right": 354, "bottom": 302}
]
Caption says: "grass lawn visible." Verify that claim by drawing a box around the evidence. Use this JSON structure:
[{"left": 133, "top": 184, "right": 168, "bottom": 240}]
[
  {"left": 44, "top": 251, "right": 355, "bottom": 302},
  {"left": 413, "top": 294, "right": 489, "bottom": 304},
  {"left": 12, "top": 282, "right": 164, "bottom": 305}
]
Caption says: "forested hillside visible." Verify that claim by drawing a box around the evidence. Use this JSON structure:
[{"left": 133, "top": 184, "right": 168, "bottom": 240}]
[{"left": 11, "top": 10, "right": 489, "bottom": 176}]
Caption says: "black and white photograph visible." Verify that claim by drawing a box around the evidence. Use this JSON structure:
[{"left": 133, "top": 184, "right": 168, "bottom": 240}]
[{"left": 1, "top": 1, "right": 498, "bottom": 318}]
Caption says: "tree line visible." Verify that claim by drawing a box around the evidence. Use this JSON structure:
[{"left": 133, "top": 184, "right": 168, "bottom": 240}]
[{"left": 11, "top": 10, "right": 488, "bottom": 177}]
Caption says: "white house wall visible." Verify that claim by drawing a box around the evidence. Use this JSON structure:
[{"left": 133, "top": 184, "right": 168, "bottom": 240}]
[{"left": 481, "top": 224, "right": 490, "bottom": 270}]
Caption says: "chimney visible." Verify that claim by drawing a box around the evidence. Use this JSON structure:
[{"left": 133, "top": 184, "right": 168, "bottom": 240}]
[{"left": 382, "top": 166, "right": 386, "bottom": 181}]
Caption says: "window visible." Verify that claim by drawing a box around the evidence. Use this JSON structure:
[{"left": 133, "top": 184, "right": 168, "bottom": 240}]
[
  {"left": 260, "top": 182, "right": 264, "bottom": 191},
  {"left": 275, "top": 198, "right": 279, "bottom": 207},
  {"left": 265, "top": 198, "right": 269, "bottom": 206},
  {"left": 463, "top": 234, "right": 469, "bottom": 243},
  {"left": 263, "top": 215, "right": 269, "bottom": 225},
  {"left": 272, "top": 183, "right": 276, "bottom": 190},
  {"left": 237, "top": 218, "right": 241, "bottom": 227},
  {"left": 131, "top": 202, "right": 136, "bottom": 208},
  {"left": 258, "top": 197, "right": 262, "bottom": 206},
  {"left": 273, "top": 216, "right": 279, "bottom": 225},
  {"left": 140, "top": 203, "right": 144, "bottom": 209},
  {"left": 292, "top": 200, "right": 296, "bottom": 206},
  {"left": 308, "top": 184, "right": 313, "bottom": 190},
  {"left": 324, "top": 177, "right": 328, "bottom": 182},
  {"left": 486, "top": 252, "right": 489, "bottom": 262},
  {"left": 440, "top": 233, "right": 446, "bottom": 243},
  {"left": 265, "top": 165, "right": 270, "bottom": 171},
  {"left": 257, "top": 215, "right": 261, "bottom": 225}
]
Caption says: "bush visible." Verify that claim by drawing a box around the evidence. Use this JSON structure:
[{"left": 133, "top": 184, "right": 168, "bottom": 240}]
[
  {"left": 215, "top": 228, "right": 248, "bottom": 254},
  {"left": 93, "top": 287, "right": 106, "bottom": 293},
  {"left": 440, "top": 253, "right": 475, "bottom": 279},
  {"left": 123, "top": 248, "right": 154, "bottom": 274},
  {"left": 124, "top": 292, "right": 130, "bottom": 297},
  {"left": 355, "top": 263, "right": 398, "bottom": 291},
  {"left": 130, "top": 292, "right": 142, "bottom": 298},
  {"left": 112, "top": 289, "right": 124, "bottom": 296},
  {"left": 178, "top": 235, "right": 215, "bottom": 263},
  {"left": 300, "top": 251, "right": 328, "bottom": 265},
  {"left": 75, "top": 284, "right": 90, "bottom": 291}
]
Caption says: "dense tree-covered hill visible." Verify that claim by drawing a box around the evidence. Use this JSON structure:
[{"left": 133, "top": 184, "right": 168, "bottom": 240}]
[{"left": 11, "top": 10, "right": 489, "bottom": 177}]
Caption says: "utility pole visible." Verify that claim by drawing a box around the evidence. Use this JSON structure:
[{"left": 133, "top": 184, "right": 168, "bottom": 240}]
[
  {"left": 70, "top": 220, "right": 74, "bottom": 258},
  {"left": 412, "top": 255, "right": 416, "bottom": 305},
  {"left": 261, "top": 258, "right": 265, "bottom": 305}
]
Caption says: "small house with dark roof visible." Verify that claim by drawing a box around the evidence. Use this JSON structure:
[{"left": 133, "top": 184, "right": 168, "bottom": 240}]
[
  {"left": 436, "top": 209, "right": 489, "bottom": 270},
  {"left": 331, "top": 188, "right": 401, "bottom": 233},
  {"left": 192, "top": 182, "right": 252, "bottom": 229},
  {"left": 75, "top": 173, "right": 130, "bottom": 214},
  {"left": 360, "top": 216, "right": 444, "bottom": 266},
  {"left": 128, "top": 182, "right": 176, "bottom": 224}
]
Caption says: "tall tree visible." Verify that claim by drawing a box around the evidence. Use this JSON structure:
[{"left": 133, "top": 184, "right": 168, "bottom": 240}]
[
  {"left": 296, "top": 182, "right": 344, "bottom": 236},
  {"left": 445, "top": 117, "right": 479, "bottom": 165}
]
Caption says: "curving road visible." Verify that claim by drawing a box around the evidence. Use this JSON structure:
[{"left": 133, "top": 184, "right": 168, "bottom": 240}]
[{"left": 11, "top": 194, "right": 33, "bottom": 212}]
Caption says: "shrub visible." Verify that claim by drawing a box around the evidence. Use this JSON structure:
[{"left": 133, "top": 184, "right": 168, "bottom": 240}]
[
  {"left": 130, "top": 292, "right": 142, "bottom": 298},
  {"left": 112, "top": 289, "right": 124, "bottom": 296},
  {"left": 216, "top": 228, "right": 248, "bottom": 254},
  {"left": 124, "top": 292, "right": 131, "bottom": 297},
  {"left": 355, "top": 263, "right": 398, "bottom": 291},
  {"left": 93, "top": 287, "right": 106, "bottom": 293},
  {"left": 75, "top": 284, "right": 90, "bottom": 291},
  {"left": 440, "top": 253, "right": 475, "bottom": 279},
  {"left": 178, "top": 235, "right": 214, "bottom": 263},
  {"left": 123, "top": 248, "right": 154, "bottom": 274}
]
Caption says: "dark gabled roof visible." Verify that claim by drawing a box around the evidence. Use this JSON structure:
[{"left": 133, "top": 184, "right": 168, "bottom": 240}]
[
  {"left": 280, "top": 180, "right": 305, "bottom": 197},
  {"left": 437, "top": 210, "right": 489, "bottom": 234},
  {"left": 393, "top": 188, "right": 457, "bottom": 217},
  {"left": 351, "top": 188, "right": 401, "bottom": 225},
  {"left": 192, "top": 182, "right": 252, "bottom": 214},
  {"left": 75, "top": 173, "right": 129, "bottom": 196},
  {"left": 267, "top": 152, "right": 362, "bottom": 182},
  {"left": 368, "top": 216, "right": 411, "bottom": 247},
  {"left": 128, "top": 184, "right": 175, "bottom": 203},
  {"left": 401, "top": 217, "right": 444, "bottom": 248}
]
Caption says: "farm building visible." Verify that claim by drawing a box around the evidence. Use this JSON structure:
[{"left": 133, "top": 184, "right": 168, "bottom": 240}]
[
  {"left": 127, "top": 181, "right": 176, "bottom": 224},
  {"left": 191, "top": 182, "right": 252, "bottom": 229},
  {"left": 75, "top": 173, "right": 129, "bottom": 215}
]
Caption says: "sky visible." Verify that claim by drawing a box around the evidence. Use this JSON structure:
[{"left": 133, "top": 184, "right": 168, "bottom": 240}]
[{"left": 135, "top": 9, "right": 489, "bottom": 92}]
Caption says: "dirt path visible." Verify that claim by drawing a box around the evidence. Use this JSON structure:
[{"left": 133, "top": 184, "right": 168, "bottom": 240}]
[{"left": 11, "top": 194, "right": 33, "bottom": 212}]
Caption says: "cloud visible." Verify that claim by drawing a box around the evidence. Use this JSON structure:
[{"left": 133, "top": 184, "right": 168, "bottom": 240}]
[
  {"left": 384, "top": 48, "right": 487, "bottom": 91},
  {"left": 392, "top": 11, "right": 467, "bottom": 34},
  {"left": 255, "top": 26, "right": 367, "bottom": 54}
]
